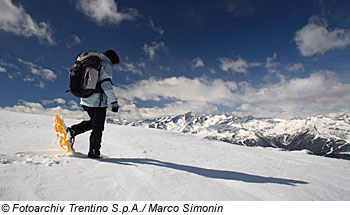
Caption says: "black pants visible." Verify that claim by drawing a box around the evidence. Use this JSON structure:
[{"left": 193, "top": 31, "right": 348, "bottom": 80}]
[{"left": 71, "top": 105, "right": 107, "bottom": 155}]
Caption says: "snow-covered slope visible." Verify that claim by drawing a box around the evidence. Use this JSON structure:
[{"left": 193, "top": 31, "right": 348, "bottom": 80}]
[
  {"left": 1, "top": 110, "right": 350, "bottom": 200},
  {"left": 111, "top": 112, "right": 350, "bottom": 160}
]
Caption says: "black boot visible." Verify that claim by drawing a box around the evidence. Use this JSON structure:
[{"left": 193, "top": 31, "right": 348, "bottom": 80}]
[
  {"left": 67, "top": 127, "right": 76, "bottom": 151},
  {"left": 88, "top": 149, "right": 102, "bottom": 159}
]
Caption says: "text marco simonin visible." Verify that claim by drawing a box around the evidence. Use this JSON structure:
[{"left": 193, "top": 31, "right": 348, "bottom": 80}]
[{"left": 7, "top": 203, "right": 224, "bottom": 213}]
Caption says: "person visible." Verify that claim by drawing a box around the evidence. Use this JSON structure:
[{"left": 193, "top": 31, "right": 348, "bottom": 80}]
[{"left": 67, "top": 50, "right": 120, "bottom": 158}]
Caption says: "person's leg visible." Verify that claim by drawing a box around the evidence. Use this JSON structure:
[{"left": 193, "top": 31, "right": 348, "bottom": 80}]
[
  {"left": 86, "top": 107, "right": 107, "bottom": 157},
  {"left": 69, "top": 106, "right": 93, "bottom": 136},
  {"left": 70, "top": 120, "right": 91, "bottom": 136}
]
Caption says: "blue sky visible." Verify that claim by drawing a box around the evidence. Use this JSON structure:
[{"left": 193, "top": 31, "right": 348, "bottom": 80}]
[{"left": 1, "top": 0, "right": 350, "bottom": 120}]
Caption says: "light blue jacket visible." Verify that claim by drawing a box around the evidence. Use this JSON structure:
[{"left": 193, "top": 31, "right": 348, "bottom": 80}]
[{"left": 80, "top": 54, "right": 117, "bottom": 108}]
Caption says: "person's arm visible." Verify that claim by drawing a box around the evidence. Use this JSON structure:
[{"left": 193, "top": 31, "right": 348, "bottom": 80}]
[
  {"left": 99, "top": 62, "right": 118, "bottom": 109},
  {"left": 101, "top": 80, "right": 119, "bottom": 112},
  {"left": 101, "top": 79, "right": 117, "bottom": 103}
]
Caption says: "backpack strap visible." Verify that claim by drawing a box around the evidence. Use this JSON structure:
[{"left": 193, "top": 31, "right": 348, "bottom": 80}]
[{"left": 100, "top": 78, "right": 113, "bottom": 85}]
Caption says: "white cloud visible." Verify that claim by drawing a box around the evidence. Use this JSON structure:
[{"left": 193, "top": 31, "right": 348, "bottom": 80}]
[
  {"left": 149, "top": 17, "right": 164, "bottom": 35},
  {"left": 23, "top": 77, "right": 35, "bottom": 82},
  {"left": 113, "top": 77, "right": 238, "bottom": 120},
  {"left": 69, "top": 100, "right": 81, "bottom": 110},
  {"left": 113, "top": 71, "right": 350, "bottom": 120},
  {"left": 0, "top": 0, "right": 55, "bottom": 45},
  {"left": 285, "top": 63, "right": 304, "bottom": 72},
  {"left": 18, "top": 58, "right": 35, "bottom": 68},
  {"left": 35, "top": 81, "right": 45, "bottom": 89},
  {"left": 42, "top": 98, "right": 66, "bottom": 105},
  {"left": 119, "top": 62, "right": 143, "bottom": 75},
  {"left": 143, "top": 41, "right": 166, "bottom": 59},
  {"left": 0, "top": 99, "right": 86, "bottom": 119},
  {"left": 41, "top": 98, "right": 80, "bottom": 111},
  {"left": 130, "top": 101, "right": 218, "bottom": 120},
  {"left": 32, "top": 68, "right": 56, "bottom": 81},
  {"left": 0, "top": 58, "right": 19, "bottom": 70},
  {"left": 72, "top": 35, "right": 81, "bottom": 44},
  {"left": 0, "top": 66, "right": 6, "bottom": 73},
  {"left": 236, "top": 103, "right": 251, "bottom": 111},
  {"left": 1, "top": 58, "right": 56, "bottom": 86},
  {"left": 265, "top": 52, "right": 280, "bottom": 74},
  {"left": 3, "top": 72, "right": 349, "bottom": 121},
  {"left": 237, "top": 71, "right": 350, "bottom": 117},
  {"left": 116, "top": 76, "right": 238, "bottom": 105},
  {"left": 209, "top": 69, "right": 216, "bottom": 74},
  {"left": 191, "top": 57, "right": 205, "bottom": 69},
  {"left": 159, "top": 65, "right": 170, "bottom": 71},
  {"left": 118, "top": 58, "right": 144, "bottom": 75},
  {"left": 0, "top": 98, "right": 90, "bottom": 119},
  {"left": 76, "top": 0, "right": 139, "bottom": 25},
  {"left": 218, "top": 57, "right": 260, "bottom": 74},
  {"left": 66, "top": 35, "right": 82, "bottom": 48},
  {"left": 295, "top": 15, "right": 350, "bottom": 57},
  {"left": 138, "top": 62, "right": 146, "bottom": 68},
  {"left": 18, "top": 58, "right": 56, "bottom": 82}
]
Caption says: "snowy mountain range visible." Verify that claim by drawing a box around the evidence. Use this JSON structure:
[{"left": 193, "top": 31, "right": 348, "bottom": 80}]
[{"left": 109, "top": 112, "right": 350, "bottom": 160}]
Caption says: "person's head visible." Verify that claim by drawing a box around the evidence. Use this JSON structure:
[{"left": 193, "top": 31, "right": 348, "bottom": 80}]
[{"left": 103, "top": 50, "right": 120, "bottom": 65}]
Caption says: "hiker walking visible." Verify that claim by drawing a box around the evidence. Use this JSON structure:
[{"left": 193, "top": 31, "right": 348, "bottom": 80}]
[{"left": 67, "top": 50, "right": 120, "bottom": 158}]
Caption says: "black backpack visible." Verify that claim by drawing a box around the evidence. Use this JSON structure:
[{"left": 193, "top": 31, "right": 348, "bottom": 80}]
[{"left": 68, "top": 51, "right": 104, "bottom": 98}]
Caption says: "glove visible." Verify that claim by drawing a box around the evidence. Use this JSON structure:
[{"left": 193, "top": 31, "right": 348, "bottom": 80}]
[{"left": 111, "top": 100, "right": 119, "bottom": 113}]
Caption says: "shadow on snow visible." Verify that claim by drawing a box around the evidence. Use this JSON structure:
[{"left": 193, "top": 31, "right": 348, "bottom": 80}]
[{"left": 99, "top": 158, "right": 308, "bottom": 186}]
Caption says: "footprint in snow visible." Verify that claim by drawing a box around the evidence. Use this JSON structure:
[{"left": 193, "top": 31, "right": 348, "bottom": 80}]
[{"left": 0, "top": 151, "right": 63, "bottom": 166}]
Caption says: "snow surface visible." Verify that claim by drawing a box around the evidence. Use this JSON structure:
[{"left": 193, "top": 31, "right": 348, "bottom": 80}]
[{"left": 0, "top": 110, "right": 349, "bottom": 200}]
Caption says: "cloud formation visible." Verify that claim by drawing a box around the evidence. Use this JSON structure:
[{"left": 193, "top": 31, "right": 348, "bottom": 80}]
[
  {"left": 2, "top": 71, "right": 349, "bottom": 120},
  {"left": 191, "top": 57, "right": 205, "bottom": 69},
  {"left": 112, "top": 77, "right": 238, "bottom": 120},
  {"left": 42, "top": 98, "right": 66, "bottom": 105},
  {"left": 66, "top": 35, "right": 82, "bottom": 48},
  {"left": 218, "top": 57, "right": 260, "bottom": 74},
  {"left": 18, "top": 58, "right": 56, "bottom": 82},
  {"left": 76, "top": 0, "right": 139, "bottom": 25},
  {"left": 116, "top": 76, "right": 237, "bottom": 105},
  {"left": 0, "top": 66, "right": 6, "bottom": 73},
  {"left": 0, "top": 100, "right": 86, "bottom": 119},
  {"left": 143, "top": 41, "right": 167, "bottom": 59},
  {"left": 265, "top": 52, "right": 280, "bottom": 74},
  {"left": 118, "top": 61, "right": 144, "bottom": 75},
  {"left": 237, "top": 71, "right": 350, "bottom": 116},
  {"left": 113, "top": 71, "right": 350, "bottom": 119},
  {"left": 1, "top": 57, "right": 56, "bottom": 88},
  {"left": 295, "top": 15, "right": 350, "bottom": 57},
  {"left": 285, "top": 63, "right": 304, "bottom": 73},
  {"left": 149, "top": 17, "right": 164, "bottom": 35},
  {"left": 0, "top": 0, "right": 55, "bottom": 45}
]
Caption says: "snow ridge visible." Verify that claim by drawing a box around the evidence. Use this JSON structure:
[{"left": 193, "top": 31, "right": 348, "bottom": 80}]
[{"left": 110, "top": 112, "right": 350, "bottom": 160}]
